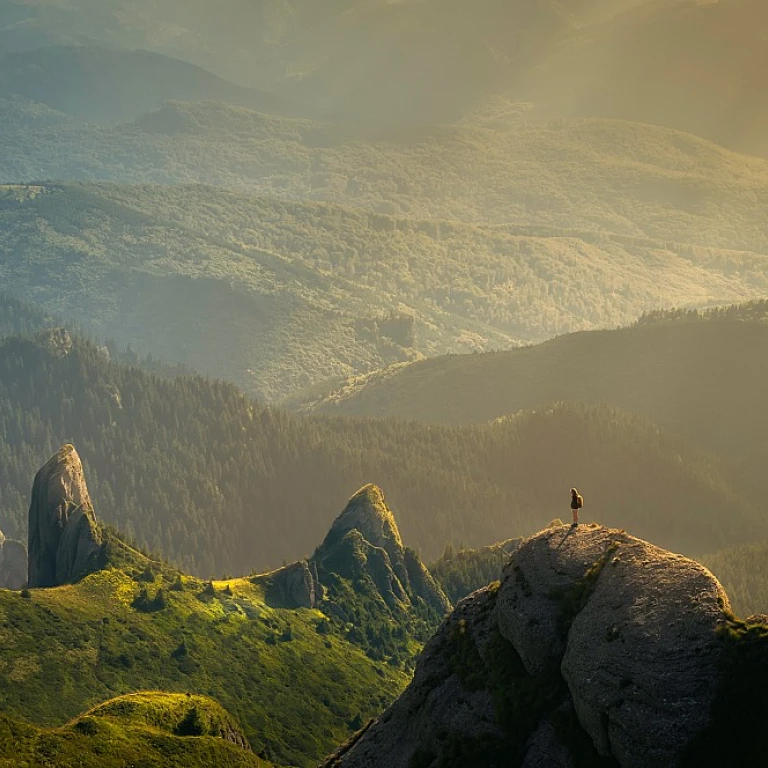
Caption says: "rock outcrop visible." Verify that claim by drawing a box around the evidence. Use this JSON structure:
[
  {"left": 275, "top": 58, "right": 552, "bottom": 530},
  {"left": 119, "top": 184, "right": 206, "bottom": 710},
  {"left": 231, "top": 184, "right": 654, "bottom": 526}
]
[
  {"left": 37, "top": 327, "right": 73, "bottom": 357},
  {"left": 313, "top": 484, "right": 451, "bottom": 615},
  {"left": 323, "top": 525, "right": 731, "bottom": 768},
  {"left": 260, "top": 559, "right": 322, "bottom": 609},
  {"left": 0, "top": 531, "right": 28, "bottom": 590},
  {"left": 28, "top": 444, "right": 103, "bottom": 588}
]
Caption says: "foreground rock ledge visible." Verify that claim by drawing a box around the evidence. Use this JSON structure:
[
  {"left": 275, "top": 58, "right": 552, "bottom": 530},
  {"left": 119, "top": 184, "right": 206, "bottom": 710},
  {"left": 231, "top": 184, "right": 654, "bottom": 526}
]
[{"left": 323, "top": 525, "right": 730, "bottom": 768}]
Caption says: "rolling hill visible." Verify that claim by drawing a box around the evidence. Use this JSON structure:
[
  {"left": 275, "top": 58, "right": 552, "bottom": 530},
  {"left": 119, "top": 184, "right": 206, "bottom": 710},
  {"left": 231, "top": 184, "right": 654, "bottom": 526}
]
[
  {"left": 1, "top": 175, "right": 767, "bottom": 400},
  {"left": 0, "top": 46, "right": 286, "bottom": 123},
  {"left": 298, "top": 304, "right": 768, "bottom": 504},
  {"left": 0, "top": 470, "right": 416, "bottom": 767},
  {"left": 0, "top": 693, "right": 272, "bottom": 768},
  {"left": 2, "top": 97, "right": 768, "bottom": 237},
  {"left": 1, "top": 0, "right": 766, "bottom": 157}
]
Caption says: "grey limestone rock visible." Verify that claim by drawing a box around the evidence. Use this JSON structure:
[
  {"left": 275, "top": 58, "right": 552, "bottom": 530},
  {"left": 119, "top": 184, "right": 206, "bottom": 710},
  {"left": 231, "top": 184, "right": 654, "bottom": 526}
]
[
  {"left": 261, "top": 559, "right": 319, "bottom": 609},
  {"left": 322, "top": 587, "right": 503, "bottom": 768},
  {"left": 522, "top": 710, "right": 576, "bottom": 768},
  {"left": 324, "top": 524, "right": 732, "bottom": 768},
  {"left": 0, "top": 534, "right": 28, "bottom": 590},
  {"left": 495, "top": 526, "right": 622, "bottom": 675},
  {"left": 27, "top": 444, "right": 103, "bottom": 588},
  {"left": 560, "top": 530, "right": 727, "bottom": 767}
]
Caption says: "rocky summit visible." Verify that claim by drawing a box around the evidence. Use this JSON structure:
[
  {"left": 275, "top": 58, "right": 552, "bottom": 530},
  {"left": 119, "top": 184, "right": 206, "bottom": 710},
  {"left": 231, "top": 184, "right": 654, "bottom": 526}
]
[
  {"left": 27, "top": 444, "right": 103, "bottom": 588},
  {"left": 323, "top": 525, "right": 731, "bottom": 768},
  {"left": 313, "top": 484, "right": 451, "bottom": 616}
]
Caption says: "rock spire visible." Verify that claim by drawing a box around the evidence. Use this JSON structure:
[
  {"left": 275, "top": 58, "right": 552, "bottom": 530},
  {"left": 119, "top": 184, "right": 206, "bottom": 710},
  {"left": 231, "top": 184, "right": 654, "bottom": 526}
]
[{"left": 28, "top": 444, "right": 103, "bottom": 588}]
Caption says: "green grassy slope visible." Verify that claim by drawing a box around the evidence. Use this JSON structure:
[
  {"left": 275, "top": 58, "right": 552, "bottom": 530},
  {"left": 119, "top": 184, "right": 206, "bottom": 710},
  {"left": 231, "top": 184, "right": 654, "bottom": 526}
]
[
  {"left": 0, "top": 537, "right": 406, "bottom": 767},
  {"left": 1, "top": 176, "right": 767, "bottom": 399},
  {"left": 0, "top": 323, "right": 762, "bottom": 570},
  {"left": 0, "top": 693, "right": 271, "bottom": 768}
]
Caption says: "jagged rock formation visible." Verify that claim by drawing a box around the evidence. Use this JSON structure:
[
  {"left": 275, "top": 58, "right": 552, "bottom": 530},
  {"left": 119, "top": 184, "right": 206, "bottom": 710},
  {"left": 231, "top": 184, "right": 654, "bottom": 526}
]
[
  {"left": 37, "top": 327, "right": 73, "bottom": 357},
  {"left": 28, "top": 444, "right": 103, "bottom": 588},
  {"left": 313, "top": 484, "right": 451, "bottom": 615},
  {"left": 0, "top": 531, "right": 27, "bottom": 590},
  {"left": 324, "top": 525, "right": 731, "bottom": 768},
  {"left": 259, "top": 559, "right": 322, "bottom": 609}
]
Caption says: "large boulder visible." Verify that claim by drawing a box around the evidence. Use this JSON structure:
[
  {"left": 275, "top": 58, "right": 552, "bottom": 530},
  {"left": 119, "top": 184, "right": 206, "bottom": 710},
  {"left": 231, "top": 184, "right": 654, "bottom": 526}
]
[
  {"left": 324, "top": 525, "right": 732, "bottom": 768},
  {"left": 28, "top": 444, "right": 103, "bottom": 588},
  {"left": 0, "top": 532, "right": 28, "bottom": 590},
  {"left": 560, "top": 532, "right": 726, "bottom": 767}
]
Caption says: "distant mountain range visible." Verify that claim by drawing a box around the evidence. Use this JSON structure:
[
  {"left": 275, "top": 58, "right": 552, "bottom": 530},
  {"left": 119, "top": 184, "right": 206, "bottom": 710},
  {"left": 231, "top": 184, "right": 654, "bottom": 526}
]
[
  {"left": 1, "top": 1, "right": 766, "bottom": 158},
  {"left": 297, "top": 303, "right": 768, "bottom": 510},
  {"left": 0, "top": 46, "right": 286, "bottom": 123},
  {"left": 0, "top": 34, "right": 765, "bottom": 400}
]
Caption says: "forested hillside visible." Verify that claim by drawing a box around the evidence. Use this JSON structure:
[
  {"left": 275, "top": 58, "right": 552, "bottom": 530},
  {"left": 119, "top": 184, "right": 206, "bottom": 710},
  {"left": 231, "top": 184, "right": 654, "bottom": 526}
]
[
  {"left": 302, "top": 303, "right": 768, "bottom": 502},
  {"left": 4, "top": 100, "right": 768, "bottom": 240},
  {"left": 0, "top": 320, "right": 761, "bottom": 575},
  {"left": 0, "top": 46, "right": 284, "bottom": 123},
  {"left": 702, "top": 541, "right": 768, "bottom": 619},
  {"left": 2, "top": 178, "right": 767, "bottom": 399}
]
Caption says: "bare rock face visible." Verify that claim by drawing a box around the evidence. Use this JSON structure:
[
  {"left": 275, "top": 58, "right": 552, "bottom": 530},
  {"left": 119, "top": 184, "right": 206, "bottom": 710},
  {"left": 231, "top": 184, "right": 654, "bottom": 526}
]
[
  {"left": 325, "top": 525, "right": 731, "bottom": 768},
  {"left": 37, "top": 327, "right": 73, "bottom": 357},
  {"left": 495, "top": 526, "right": 625, "bottom": 675},
  {"left": 522, "top": 711, "right": 576, "bottom": 768},
  {"left": 328, "top": 484, "right": 405, "bottom": 556},
  {"left": 322, "top": 587, "right": 502, "bottom": 768},
  {"left": 260, "top": 560, "right": 321, "bottom": 609},
  {"left": 0, "top": 533, "right": 28, "bottom": 590},
  {"left": 28, "top": 444, "right": 103, "bottom": 588},
  {"left": 560, "top": 531, "right": 727, "bottom": 767}
]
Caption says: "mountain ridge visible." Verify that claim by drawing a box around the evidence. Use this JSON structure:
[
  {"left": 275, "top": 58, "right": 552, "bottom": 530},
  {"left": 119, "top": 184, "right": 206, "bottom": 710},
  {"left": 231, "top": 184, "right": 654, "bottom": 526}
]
[
  {"left": 0, "top": 446, "right": 426, "bottom": 766},
  {"left": 0, "top": 317, "right": 762, "bottom": 573},
  {"left": 2, "top": 0, "right": 766, "bottom": 156}
]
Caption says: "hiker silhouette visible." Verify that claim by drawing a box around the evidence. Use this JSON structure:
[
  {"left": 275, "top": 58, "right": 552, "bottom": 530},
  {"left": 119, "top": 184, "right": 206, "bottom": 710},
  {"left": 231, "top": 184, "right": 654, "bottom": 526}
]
[{"left": 570, "top": 488, "right": 583, "bottom": 525}]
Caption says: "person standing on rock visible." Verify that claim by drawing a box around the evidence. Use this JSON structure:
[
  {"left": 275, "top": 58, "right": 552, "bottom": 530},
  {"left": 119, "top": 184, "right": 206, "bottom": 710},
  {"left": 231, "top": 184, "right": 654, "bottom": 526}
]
[{"left": 570, "top": 488, "right": 583, "bottom": 526}]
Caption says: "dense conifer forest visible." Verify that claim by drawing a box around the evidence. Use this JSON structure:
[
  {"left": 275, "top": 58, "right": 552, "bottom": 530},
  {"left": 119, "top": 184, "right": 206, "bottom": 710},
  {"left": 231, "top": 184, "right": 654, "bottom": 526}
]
[{"left": 0, "top": 298, "right": 761, "bottom": 575}]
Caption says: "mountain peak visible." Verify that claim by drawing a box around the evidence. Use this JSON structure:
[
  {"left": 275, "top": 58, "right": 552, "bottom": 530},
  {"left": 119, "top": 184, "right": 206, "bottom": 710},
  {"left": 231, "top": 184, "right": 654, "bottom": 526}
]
[
  {"left": 328, "top": 484, "right": 404, "bottom": 553},
  {"left": 27, "top": 443, "right": 103, "bottom": 588}
]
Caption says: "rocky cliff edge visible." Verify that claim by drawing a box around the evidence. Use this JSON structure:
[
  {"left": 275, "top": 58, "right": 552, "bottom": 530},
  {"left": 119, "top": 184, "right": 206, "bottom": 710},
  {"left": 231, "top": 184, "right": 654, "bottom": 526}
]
[{"left": 323, "top": 524, "right": 732, "bottom": 768}]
